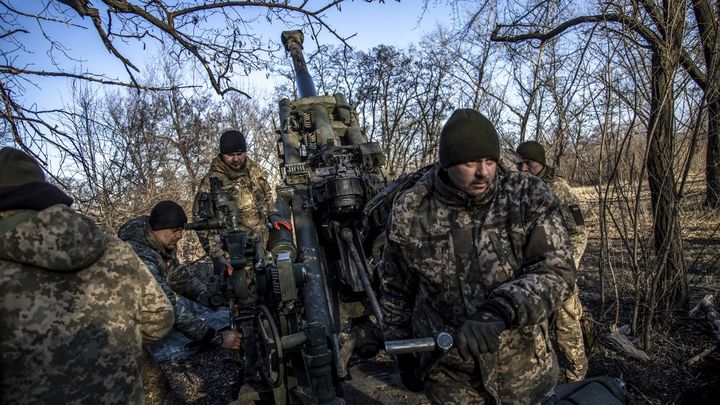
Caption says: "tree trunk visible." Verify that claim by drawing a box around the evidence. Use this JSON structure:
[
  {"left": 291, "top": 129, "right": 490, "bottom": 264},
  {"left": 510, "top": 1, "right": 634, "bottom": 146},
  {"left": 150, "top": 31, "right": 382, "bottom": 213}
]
[
  {"left": 690, "top": 0, "right": 720, "bottom": 206},
  {"left": 645, "top": 45, "right": 688, "bottom": 318},
  {"left": 704, "top": 95, "right": 720, "bottom": 206}
]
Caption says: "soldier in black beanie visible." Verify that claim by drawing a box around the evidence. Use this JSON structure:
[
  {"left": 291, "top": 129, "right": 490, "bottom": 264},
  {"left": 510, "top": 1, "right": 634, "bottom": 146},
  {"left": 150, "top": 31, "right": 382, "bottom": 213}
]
[
  {"left": 193, "top": 128, "right": 291, "bottom": 397},
  {"left": 118, "top": 199, "right": 242, "bottom": 404}
]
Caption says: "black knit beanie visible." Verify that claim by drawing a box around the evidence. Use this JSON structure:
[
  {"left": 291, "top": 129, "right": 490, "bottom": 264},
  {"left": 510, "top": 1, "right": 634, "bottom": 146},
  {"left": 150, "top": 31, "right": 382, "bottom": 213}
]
[
  {"left": 219, "top": 130, "right": 247, "bottom": 154},
  {"left": 0, "top": 147, "right": 73, "bottom": 211},
  {"left": 149, "top": 200, "right": 187, "bottom": 230},
  {"left": 439, "top": 109, "right": 500, "bottom": 168},
  {"left": 516, "top": 141, "right": 546, "bottom": 166}
]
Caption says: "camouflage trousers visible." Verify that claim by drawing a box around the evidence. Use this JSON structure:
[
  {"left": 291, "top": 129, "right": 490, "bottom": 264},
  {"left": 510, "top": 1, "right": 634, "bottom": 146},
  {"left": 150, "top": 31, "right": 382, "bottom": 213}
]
[
  {"left": 554, "top": 286, "right": 588, "bottom": 382},
  {"left": 142, "top": 346, "right": 173, "bottom": 405},
  {"left": 424, "top": 363, "right": 495, "bottom": 405}
]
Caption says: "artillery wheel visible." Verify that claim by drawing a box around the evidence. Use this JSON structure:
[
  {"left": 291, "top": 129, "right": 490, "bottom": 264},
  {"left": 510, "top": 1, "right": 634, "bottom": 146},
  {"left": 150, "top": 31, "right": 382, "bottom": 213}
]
[{"left": 255, "top": 304, "right": 284, "bottom": 388}]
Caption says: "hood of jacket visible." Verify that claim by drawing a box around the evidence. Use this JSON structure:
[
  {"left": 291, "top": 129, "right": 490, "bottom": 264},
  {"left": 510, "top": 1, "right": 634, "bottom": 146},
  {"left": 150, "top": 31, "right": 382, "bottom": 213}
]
[{"left": 0, "top": 204, "right": 107, "bottom": 272}]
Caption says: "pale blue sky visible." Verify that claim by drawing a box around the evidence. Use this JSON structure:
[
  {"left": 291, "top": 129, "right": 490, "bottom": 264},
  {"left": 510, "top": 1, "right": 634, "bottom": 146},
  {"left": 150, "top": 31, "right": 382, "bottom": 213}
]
[{"left": 17, "top": 1, "right": 461, "bottom": 111}]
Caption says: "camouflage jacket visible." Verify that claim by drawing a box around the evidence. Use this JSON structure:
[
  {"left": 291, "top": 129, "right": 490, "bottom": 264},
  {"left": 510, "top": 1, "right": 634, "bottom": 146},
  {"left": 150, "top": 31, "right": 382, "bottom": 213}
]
[
  {"left": 540, "top": 167, "right": 587, "bottom": 268},
  {"left": 194, "top": 156, "right": 278, "bottom": 260},
  {"left": 539, "top": 167, "right": 589, "bottom": 381},
  {"left": 0, "top": 205, "right": 174, "bottom": 405},
  {"left": 379, "top": 165, "right": 576, "bottom": 403},
  {"left": 118, "top": 216, "right": 211, "bottom": 341}
]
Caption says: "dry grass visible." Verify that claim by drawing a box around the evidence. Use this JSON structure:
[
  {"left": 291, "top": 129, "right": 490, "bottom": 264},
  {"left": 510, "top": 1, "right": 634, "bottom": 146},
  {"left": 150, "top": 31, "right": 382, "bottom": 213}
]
[{"left": 572, "top": 176, "right": 720, "bottom": 404}]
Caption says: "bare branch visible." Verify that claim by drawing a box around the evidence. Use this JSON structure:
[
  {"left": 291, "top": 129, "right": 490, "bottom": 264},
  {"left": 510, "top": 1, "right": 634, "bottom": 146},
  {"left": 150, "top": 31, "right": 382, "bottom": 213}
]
[
  {"left": 0, "top": 28, "right": 28, "bottom": 39},
  {"left": 1, "top": 66, "right": 199, "bottom": 91},
  {"left": 491, "top": 13, "right": 661, "bottom": 47}
]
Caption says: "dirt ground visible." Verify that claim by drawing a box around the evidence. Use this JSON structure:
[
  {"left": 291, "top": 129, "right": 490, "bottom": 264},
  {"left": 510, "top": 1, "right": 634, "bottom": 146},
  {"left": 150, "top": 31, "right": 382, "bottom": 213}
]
[
  {"left": 160, "top": 188, "right": 720, "bottom": 404},
  {"left": 161, "top": 349, "right": 428, "bottom": 405}
]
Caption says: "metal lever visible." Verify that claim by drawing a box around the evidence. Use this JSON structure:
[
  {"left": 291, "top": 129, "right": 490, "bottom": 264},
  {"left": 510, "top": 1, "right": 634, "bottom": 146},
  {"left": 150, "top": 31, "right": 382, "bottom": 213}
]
[{"left": 384, "top": 332, "right": 454, "bottom": 354}]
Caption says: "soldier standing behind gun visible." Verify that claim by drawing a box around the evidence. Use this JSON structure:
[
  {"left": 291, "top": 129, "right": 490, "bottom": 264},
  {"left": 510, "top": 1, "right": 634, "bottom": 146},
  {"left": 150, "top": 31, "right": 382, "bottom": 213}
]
[
  {"left": 379, "top": 109, "right": 576, "bottom": 404},
  {"left": 516, "top": 140, "right": 589, "bottom": 382},
  {"left": 0, "top": 147, "right": 175, "bottom": 404},
  {"left": 193, "top": 129, "right": 291, "bottom": 386},
  {"left": 118, "top": 200, "right": 243, "bottom": 404}
]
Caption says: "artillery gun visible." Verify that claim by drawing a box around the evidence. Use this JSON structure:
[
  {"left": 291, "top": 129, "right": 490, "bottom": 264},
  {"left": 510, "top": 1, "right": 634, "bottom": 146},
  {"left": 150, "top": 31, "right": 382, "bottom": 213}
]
[{"left": 249, "top": 30, "right": 387, "bottom": 404}]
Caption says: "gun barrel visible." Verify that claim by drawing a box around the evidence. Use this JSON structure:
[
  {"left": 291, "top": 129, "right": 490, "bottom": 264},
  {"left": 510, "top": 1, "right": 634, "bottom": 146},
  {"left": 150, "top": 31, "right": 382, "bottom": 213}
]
[
  {"left": 281, "top": 30, "right": 317, "bottom": 98},
  {"left": 184, "top": 219, "right": 223, "bottom": 230}
]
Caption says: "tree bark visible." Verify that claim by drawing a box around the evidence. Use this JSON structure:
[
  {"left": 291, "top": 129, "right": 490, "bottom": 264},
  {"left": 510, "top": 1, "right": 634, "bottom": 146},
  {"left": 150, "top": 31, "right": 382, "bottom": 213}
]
[
  {"left": 689, "top": 0, "right": 720, "bottom": 206},
  {"left": 644, "top": 1, "right": 688, "bottom": 317}
]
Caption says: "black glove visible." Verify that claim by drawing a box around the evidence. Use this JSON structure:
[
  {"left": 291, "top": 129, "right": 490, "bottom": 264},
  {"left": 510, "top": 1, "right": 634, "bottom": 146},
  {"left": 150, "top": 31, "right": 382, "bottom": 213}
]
[
  {"left": 396, "top": 353, "right": 425, "bottom": 392},
  {"left": 456, "top": 311, "right": 508, "bottom": 360},
  {"left": 212, "top": 257, "right": 229, "bottom": 276}
]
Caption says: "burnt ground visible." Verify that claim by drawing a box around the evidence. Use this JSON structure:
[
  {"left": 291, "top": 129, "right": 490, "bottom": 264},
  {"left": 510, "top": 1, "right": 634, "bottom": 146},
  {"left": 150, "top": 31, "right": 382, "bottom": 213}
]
[
  {"left": 161, "top": 194, "right": 720, "bottom": 404},
  {"left": 158, "top": 334, "right": 428, "bottom": 405}
]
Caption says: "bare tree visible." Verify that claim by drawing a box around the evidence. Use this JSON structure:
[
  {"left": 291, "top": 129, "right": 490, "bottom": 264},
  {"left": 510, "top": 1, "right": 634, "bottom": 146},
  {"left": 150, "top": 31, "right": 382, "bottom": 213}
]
[
  {"left": 490, "top": 0, "right": 691, "bottom": 345},
  {"left": 686, "top": 0, "right": 720, "bottom": 207},
  {"left": 0, "top": 0, "right": 383, "bottom": 160}
]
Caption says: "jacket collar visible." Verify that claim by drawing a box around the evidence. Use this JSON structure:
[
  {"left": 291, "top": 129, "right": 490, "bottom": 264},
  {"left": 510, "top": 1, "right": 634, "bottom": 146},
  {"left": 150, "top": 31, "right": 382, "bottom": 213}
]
[
  {"left": 433, "top": 165, "right": 503, "bottom": 208},
  {"left": 211, "top": 155, "right": 249, "bottom": 180}
]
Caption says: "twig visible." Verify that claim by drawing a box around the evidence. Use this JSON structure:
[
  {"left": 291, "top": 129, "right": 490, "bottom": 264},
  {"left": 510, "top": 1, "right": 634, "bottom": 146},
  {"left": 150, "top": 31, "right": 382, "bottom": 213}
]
[
  {"left": 689, "top": 294, "right": 720, "bottom": 342},
  {"left": 686, "top": 345, "right": 717, "bottom": 366}
]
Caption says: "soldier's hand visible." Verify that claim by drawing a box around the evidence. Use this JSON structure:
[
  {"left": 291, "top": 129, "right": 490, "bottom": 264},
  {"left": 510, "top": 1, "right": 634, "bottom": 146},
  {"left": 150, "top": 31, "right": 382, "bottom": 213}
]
[
  {"left": 456, "top": 312, "right": 507, "bottom": 360},
  {"left": 221, "top": 330, "right": 243, "bottom": 350},
  {"left": 269, "top": 214, "right": 293, "bottom": 231}
]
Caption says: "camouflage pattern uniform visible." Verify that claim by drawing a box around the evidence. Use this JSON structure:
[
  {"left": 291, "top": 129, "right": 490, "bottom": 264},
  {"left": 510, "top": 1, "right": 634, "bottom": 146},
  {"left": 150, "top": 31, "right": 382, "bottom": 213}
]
[
  {"left": 380, "top": 164, "right": 576, "bottom": 404},
  {"left": 118, "top": 216, "right": 214, "bottom": 405},
  {"left": 0, "top": 205, "right": 174, "bottom": 405},
  {"left": 194, "top": 155, "right": 278, "bottom": 386},
  {"left": 194, "top": 156, "right": 278, "bottom": 258},
  {"left": 539, "top": 166, "right": 588, "bottom": 382}
]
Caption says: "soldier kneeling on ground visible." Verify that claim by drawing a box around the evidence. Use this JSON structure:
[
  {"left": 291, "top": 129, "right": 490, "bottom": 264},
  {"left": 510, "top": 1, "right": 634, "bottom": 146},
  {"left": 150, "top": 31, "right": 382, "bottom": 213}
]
[{"left": 118, "top": 201, "right": 242, "bottom": 404}]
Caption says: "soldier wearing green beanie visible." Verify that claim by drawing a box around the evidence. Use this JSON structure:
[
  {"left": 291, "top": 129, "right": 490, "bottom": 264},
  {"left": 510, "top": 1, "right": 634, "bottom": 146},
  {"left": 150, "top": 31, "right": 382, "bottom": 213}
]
[
  {"left": 439, "top": 109, "right": 500, "bottom": 168},
  {"left": 516, "top": 140, "right": 589, "bottom": 382},
  {"left": 1, "top": 147, "right": 174, "bottom": 404},
  {"left": 380, "top": 108, "right": 576, "bottom": 403}
]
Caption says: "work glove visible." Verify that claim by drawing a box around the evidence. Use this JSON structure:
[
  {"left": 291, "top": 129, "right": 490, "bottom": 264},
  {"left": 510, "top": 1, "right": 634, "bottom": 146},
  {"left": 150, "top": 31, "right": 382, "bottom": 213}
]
[
  {"left": 396, "top": 353, "right": 425, "bottom": 392},
  {"left": 269, "top": 214, "right": 293, "bottom": 231},
  {"left": 456, "top": 311, "right": 508, "bottom": 360}
]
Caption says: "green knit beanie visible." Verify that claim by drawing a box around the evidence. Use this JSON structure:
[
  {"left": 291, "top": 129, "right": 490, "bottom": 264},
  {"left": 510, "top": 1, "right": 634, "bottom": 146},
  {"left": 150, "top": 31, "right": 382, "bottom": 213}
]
[
  {"left": 439, "top": 109, "right": 500, "bottom": 168},
  {"left": 0, "top": 147, "right": 46, "bottom": 186},
  {"left": 516, "top": 141, "right": 546, "bottom": 166}
]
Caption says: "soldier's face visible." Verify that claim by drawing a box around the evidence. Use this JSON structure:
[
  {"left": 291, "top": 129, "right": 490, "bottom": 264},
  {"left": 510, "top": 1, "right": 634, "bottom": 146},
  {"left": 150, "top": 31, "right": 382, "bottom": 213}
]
[
  {"left": 154, "top": 228, "right": 184, "bottom": 251},
  {"left": 446, "top": 158, "right": 497, "bottom": 198},
  {"left": 221, "top": 152, "right": 247, "bottom": 170},
  {"left": 518, "top": 159, "right": 544, "bottom": 176}
]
